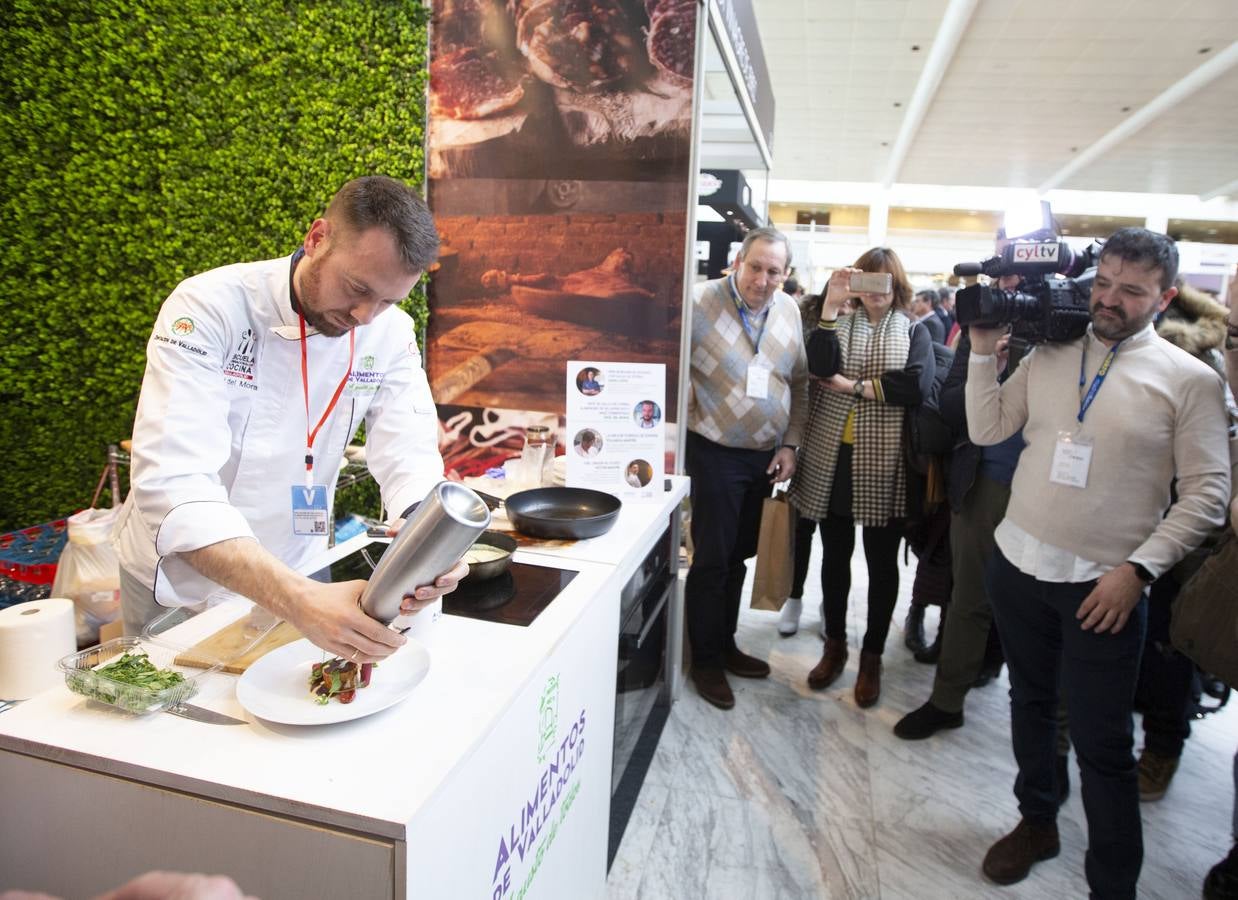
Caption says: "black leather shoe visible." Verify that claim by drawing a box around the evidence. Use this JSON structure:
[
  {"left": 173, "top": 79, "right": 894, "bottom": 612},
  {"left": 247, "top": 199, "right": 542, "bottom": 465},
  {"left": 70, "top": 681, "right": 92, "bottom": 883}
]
[
  {"left": 894, "top": 701, "right": 964, "bottom": 740},
  {"left": 1204, "top": 842, "right": 1238, "bottom": 900},
  {"left": 691, "top": 667, "right": 734, "bottom": 710},
  {"left": 982, "top": 818, "right": 1060, "bottom": 886},
  {"left": 724, "top": 647, "right": 770, "bottom": 679},
  {"left": 1056, "top": 754, "right": 1070, "bottom": 807},
  {"left": 903, "top": 604, "right": 927, "bottom": 654}
]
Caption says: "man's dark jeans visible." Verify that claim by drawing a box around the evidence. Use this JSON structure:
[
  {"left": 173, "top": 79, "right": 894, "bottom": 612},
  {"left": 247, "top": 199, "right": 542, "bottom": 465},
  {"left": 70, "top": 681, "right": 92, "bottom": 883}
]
[
  {"left": 988, "top": 549, "right": 1147, "bottom": 900},
  {"left": 684, "top": 430, "right": 774, "bottom": 669}
]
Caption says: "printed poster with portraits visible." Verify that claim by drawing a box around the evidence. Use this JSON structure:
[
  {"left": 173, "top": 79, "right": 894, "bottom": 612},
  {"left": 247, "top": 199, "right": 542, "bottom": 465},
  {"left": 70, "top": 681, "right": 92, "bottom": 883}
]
[
  {"left": 424, "top": 0, "right": 700, "bottom": 483},
  {"left": 566, "top": 361, "right": 663, "bottom": 500}
]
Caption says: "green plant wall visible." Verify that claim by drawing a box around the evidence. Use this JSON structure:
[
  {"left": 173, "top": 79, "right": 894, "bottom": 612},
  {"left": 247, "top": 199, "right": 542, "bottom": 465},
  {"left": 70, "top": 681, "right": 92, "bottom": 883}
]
[{"left": 0, "top": 0, "right": 431, "bottom": 531}]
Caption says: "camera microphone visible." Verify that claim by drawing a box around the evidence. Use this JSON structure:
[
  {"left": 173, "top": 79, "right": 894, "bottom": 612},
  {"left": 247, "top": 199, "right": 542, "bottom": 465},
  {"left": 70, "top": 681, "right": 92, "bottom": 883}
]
[{"left": 953, "top": 259, "right": 991, "bottom": 277}]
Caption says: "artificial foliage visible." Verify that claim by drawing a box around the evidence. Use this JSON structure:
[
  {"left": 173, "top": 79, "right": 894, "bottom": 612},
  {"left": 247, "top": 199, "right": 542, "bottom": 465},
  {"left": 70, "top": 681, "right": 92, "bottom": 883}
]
[{"left": 0, "top": 0, "right": 431, "bottom": 531}]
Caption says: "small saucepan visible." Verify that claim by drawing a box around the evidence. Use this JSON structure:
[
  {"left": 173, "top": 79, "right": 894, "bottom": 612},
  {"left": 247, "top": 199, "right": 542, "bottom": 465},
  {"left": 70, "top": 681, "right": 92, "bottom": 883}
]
[{"left": 461, "top": 531, "right": 517, "bottom": 582}]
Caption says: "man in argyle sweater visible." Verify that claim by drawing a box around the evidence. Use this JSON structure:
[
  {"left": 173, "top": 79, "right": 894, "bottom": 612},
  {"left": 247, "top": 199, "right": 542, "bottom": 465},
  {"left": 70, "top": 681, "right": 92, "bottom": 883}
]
[{"left": 686, "top": 226, "right": 809, "bottom": 709}]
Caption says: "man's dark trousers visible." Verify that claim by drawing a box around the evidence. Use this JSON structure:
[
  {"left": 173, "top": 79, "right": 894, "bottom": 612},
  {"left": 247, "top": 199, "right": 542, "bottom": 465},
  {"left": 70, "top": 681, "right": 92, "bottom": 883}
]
[
  {"left": 987, "top": 549, "right": 1147, "bottom": 900},
  {"left": 685, "top": 430, "right": 774, "bottom": 669}
]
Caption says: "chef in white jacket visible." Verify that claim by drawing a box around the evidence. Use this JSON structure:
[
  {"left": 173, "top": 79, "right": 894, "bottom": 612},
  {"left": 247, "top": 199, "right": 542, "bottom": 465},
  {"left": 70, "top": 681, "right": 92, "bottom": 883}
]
[{"left": 114, "top": 176, "right": 465, "bottom": 662}]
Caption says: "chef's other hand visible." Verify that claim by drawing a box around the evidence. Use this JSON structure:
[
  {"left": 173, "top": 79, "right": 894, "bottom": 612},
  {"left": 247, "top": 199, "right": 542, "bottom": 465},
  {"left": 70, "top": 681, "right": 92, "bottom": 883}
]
[
  {"left": 292, "top": 578, "right": 407, "bottom": 664},
  {"left": 91, "top": 870, "right": 257, "bottom": 900},
  {"left": 400, "top": 558, "right": 469, "bottom": 615},
  {"left": 767, "top": 446, "right": 797, "bottom": 484}
]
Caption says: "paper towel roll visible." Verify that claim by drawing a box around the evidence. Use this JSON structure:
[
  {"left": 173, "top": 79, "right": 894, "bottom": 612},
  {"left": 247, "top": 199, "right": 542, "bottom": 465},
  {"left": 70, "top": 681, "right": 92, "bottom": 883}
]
[{"left": 0, "top": 597, "right": 76, "bottom": 700}]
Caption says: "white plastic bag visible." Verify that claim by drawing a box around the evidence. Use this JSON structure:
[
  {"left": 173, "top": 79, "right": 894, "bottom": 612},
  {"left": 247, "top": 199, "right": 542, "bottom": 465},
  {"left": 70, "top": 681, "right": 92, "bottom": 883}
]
[{"left": 51, "top": 507, "right": 121, "bottom": 644}]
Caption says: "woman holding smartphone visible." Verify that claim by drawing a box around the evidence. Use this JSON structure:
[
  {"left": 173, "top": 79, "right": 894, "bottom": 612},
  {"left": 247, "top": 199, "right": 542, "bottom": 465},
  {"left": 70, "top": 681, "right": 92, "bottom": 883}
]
[{"left": 788, "top": 247, "right": 934, "bottom": 707}]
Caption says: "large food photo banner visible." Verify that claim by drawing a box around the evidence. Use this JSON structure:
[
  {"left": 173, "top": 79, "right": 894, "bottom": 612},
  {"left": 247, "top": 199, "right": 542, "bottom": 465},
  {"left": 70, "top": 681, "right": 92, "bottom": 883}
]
[{"left": 425, "top": 0, "right": 700, "bottom": 479}]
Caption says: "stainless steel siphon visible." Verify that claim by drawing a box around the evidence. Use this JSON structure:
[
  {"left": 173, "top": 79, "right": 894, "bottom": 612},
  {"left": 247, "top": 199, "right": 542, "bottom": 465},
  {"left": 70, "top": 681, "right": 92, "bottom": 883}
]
[{"left": 359, "top": 481, "right": 491, "bottom": 625}]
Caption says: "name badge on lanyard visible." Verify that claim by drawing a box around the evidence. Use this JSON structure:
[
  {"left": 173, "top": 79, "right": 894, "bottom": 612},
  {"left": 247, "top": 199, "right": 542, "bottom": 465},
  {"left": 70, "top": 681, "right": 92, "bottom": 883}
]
[
  {"left": 1050, "top": 337, "right": 1120, "bottom": 489},
  {"left": 291, "top": 307, "right": 354, "bottom": 537},
  {"left": 292, "top": 485, "right": 330, "bottom": 535},
  {"left": 1049, "top": 431, "right": 1093, "bottom": 488},
  {"left": 746, "top": 361, "right": 771, "bottom": 399}
]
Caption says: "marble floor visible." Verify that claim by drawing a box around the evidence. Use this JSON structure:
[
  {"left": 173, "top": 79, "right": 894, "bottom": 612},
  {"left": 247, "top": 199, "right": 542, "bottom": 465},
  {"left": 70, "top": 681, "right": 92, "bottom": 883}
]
[{"left": 607, "top": 535, "right": 1238, "bottom": 900}]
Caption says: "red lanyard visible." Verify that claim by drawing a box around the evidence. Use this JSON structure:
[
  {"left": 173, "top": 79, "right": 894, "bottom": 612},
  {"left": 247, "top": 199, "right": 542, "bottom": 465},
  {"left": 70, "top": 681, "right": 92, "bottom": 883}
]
[{"left": 298, "top": 312, "right": 354, "bottom": 488}]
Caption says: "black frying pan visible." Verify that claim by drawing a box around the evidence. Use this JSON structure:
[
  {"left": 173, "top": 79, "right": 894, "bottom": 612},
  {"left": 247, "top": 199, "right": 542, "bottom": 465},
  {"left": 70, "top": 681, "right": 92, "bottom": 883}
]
[{"left": 477, "top": 487, "right": 622, "bottom": 540}]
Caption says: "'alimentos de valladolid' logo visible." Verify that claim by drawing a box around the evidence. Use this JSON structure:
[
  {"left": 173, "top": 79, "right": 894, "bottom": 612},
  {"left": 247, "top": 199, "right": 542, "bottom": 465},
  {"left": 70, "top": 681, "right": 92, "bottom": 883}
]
[{"left": 490, "top": 673, "right": 587, "bottom": 900}]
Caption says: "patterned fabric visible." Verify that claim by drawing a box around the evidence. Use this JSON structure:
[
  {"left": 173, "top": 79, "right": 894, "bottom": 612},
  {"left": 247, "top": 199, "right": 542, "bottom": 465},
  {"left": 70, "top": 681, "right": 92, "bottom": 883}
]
[
  {"left": 789, "top": 309, "right": 912, "bottom": 526},
  {"left": 688, "top": 278, "right": 808, "bottom": 450}
]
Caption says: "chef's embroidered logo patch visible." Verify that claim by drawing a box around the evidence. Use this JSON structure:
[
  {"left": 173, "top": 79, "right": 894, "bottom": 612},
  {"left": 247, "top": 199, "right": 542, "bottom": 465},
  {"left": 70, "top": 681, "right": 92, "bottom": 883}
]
[
  {"left": 224, "top": 328, "right": 259, "bottom": 381},
  {"left": 345, "top": 353, "right": 383, "bottom": 395},
  {"left": 171, "top": 317, "right": 194, "bottom": 336}
]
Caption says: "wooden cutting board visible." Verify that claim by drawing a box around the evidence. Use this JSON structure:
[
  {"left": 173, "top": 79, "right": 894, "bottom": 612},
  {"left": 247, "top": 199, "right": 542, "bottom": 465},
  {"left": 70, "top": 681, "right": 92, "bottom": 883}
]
[{"left": 175, "top": 619, "right": 303, "bottom": 674}]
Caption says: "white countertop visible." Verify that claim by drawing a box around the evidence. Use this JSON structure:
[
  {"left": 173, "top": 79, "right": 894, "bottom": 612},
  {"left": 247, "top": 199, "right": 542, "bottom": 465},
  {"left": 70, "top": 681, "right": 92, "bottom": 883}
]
[{"left": 0, "top": 477, "right": 688, "bottom": 840}]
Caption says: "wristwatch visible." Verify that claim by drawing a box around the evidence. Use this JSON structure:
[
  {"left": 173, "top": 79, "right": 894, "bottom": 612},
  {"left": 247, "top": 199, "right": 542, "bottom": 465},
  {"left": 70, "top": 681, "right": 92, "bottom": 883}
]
[
  {"left": 852, "top": 379, "right": 865, "bottom": 398},
  {"left": 1226, "top": 323, "right": 1238, "bottom": 351},
  {"left": 1128, "top": 561, "right": 1156, "bottom": 584}
]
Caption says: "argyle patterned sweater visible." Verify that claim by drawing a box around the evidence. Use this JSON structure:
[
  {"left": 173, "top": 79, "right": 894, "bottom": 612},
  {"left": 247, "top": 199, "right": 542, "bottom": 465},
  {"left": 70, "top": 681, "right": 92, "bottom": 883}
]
[{"left": 688, "top": 278, "right": 808, "bottom": 450}]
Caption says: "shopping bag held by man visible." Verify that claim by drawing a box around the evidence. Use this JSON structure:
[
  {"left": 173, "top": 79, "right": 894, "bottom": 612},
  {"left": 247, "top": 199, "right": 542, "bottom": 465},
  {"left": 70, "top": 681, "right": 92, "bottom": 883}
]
[{"left": 750, "top": 489, "right": 794, "bottom": 612}]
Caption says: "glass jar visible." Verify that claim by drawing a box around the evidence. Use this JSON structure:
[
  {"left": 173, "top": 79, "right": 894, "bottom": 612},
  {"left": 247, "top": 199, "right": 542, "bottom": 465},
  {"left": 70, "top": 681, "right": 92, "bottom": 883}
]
[{"left": 521, "top": 425, "right": 553, "bottom": 487}]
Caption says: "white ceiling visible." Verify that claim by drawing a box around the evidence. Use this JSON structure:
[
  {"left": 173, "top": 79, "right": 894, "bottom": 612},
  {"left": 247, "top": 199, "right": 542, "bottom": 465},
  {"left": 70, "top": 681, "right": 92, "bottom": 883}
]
[{"left": 743, "top": 0, "right": 1238, "bottom": 197}]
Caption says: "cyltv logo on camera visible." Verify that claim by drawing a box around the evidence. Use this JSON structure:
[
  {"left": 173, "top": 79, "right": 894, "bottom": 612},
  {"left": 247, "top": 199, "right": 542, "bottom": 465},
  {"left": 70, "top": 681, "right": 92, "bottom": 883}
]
[{"left": 1011, "top": 242, "right": 1060, "bottom": 264}]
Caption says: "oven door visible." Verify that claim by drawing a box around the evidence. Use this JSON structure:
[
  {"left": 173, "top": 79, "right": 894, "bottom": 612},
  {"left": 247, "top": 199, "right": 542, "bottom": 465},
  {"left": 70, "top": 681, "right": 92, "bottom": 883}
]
[{"left": 611, "top": 567, "right": 672, "bottom": 793}]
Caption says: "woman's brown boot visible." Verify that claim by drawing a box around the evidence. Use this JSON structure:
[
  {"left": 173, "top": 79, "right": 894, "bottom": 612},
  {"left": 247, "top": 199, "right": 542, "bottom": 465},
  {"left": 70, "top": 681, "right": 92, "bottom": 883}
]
[
  {"left": 808, "top": 638, "right": 849, "bottom": 690},
  {"left": 854, "top": 650, "right": 883, "bottom": 708}
]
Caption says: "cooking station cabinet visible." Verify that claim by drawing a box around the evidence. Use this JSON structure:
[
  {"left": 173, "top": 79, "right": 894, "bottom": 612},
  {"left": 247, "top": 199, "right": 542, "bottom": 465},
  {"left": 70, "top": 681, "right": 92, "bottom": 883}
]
[{"left": 0, "top": 478, "right": 689, "bottom": 900}]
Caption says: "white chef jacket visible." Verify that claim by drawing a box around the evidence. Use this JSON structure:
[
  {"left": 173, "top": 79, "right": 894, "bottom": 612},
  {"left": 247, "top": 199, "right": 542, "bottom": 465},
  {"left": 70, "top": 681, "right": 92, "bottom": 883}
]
[{"left": 113, "top": 255, "right": 443, "bottom": 608}]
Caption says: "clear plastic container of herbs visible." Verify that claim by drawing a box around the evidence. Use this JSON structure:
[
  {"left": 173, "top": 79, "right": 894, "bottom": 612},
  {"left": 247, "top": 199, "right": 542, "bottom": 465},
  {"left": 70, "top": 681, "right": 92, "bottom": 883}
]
[{"left": 58, "top": 636, "right": 224, "bottom": 715}]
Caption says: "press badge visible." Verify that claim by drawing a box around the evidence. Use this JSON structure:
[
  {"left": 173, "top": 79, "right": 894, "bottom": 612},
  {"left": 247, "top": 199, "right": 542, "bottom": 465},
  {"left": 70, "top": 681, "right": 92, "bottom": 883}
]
[
  {"left": 746, "top": 362, "right": 771, "bottom": 399},
  {"left": 1049, "top": 432, "right": 1093, "bottom": 488},
  {"left": 291, "top": 485, "right": 329, "bottom": 536}
]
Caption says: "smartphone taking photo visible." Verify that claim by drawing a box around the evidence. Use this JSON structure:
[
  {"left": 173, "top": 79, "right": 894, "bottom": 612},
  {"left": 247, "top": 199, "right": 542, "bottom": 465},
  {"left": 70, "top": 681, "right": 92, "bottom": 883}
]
[{"left": 849, "top": 272, "right": 893, "bottom": 294}]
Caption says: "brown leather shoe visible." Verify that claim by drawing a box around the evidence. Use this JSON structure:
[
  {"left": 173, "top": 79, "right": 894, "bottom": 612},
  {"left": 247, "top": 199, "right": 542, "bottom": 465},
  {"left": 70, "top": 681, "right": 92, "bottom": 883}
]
[
  {"left": 854, "top": 650, "right": 882, "bottom": 708},
  {"left": 724, "top": 646, "right": 770, "bottom": 679},
  {"left": 808, "top": 638, "right": 848, "bottom": 690},
  {"left": 982, "top": 818, "right": 1060, "bottom": 885},
  {"left": 691, "top": 666, "right": 734, "bottom": 710}
]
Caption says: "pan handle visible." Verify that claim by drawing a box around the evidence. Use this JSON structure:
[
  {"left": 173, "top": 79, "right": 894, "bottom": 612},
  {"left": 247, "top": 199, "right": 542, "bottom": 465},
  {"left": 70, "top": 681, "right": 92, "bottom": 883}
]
[{"left": 472, "top": 490, "right": 505, "bottom": 512}]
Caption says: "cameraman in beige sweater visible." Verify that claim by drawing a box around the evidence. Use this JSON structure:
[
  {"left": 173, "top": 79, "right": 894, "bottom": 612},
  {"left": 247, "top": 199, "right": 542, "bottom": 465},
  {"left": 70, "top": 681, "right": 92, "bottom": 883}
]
[{"left": 964, "top": 228, "right": 1231, "bottom": 900}]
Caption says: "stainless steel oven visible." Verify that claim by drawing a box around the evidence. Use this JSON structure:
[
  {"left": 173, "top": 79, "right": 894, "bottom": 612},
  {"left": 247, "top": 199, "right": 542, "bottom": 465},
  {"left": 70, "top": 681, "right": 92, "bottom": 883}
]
[{"left": 608, "top": 516, "right": 679, "bottom": 867}]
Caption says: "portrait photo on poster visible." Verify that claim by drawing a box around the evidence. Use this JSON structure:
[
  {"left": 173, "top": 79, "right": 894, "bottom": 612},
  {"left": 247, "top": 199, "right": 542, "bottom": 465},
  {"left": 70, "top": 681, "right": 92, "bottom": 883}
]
[
  {"left": 576, "top": 366, "right": 604, "bottom": 396},
  {"left": 633, "top": 399, "right": 661, "bottom": 428},
  {"left": 573, "top": 428, "right": 603, "bottom": 457},
  {"left": 624, "top": 459, "right": 653, "bottom": 488}
]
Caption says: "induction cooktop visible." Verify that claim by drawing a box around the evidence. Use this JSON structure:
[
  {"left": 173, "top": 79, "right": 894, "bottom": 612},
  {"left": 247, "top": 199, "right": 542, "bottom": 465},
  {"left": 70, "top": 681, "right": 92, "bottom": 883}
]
[{"left": 324, "top": 542, "right": 577, "bottom": 628}]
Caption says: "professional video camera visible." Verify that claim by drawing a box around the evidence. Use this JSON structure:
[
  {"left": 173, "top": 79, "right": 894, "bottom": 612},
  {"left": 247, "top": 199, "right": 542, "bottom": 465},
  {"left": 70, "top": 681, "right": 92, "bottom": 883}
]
[{"left": 952, "top": 239, "right": 1103, "bottom": 345}]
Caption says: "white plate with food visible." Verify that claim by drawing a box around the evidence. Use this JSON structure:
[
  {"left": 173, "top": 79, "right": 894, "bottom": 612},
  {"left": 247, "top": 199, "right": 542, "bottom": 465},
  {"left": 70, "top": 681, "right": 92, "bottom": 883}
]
[{"left": 236, "top": 638, "right": 430, "bottom": 726}]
